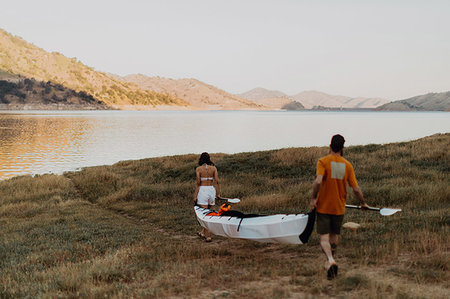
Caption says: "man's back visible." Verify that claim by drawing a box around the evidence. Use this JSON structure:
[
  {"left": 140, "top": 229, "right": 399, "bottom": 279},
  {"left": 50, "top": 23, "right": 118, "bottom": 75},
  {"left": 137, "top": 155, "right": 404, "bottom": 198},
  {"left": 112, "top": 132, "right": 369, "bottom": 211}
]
[{"left": 316, "top": 154, "right": 357, "bottom": 215}]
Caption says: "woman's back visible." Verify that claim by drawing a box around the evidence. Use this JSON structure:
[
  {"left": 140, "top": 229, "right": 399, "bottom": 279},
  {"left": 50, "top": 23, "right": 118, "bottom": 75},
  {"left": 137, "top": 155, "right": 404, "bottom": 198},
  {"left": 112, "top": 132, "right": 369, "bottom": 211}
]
[{"left": 196, "top": 164, "right": 216, "bottom": 186}]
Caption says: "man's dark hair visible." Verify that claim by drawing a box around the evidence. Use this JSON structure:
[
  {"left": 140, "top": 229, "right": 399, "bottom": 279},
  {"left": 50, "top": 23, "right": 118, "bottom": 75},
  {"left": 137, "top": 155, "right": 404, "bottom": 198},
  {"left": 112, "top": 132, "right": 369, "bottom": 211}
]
[
  {"left": 330, "top": 134, "right": 345, "bottom": 153},
  {"left": 198, "top": 152, "right": 214, "bottom": 166}
]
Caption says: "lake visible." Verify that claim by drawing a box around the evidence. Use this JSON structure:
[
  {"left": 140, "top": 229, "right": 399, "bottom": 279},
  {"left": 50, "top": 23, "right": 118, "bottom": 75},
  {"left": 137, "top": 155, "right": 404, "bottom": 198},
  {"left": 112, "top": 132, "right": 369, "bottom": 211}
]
[{"left": 0, "top": 110, "right": 449, "bottom": 180}]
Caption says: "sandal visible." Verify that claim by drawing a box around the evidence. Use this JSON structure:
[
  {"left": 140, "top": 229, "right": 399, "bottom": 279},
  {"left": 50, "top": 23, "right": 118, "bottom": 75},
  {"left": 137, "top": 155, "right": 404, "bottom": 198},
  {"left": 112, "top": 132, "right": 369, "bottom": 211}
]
[
  {"left": 196, "top": 231, "right": 205, "bottom": 239},
  {"left": 205, "top": 237, "right": 212, "bottom": 242}
]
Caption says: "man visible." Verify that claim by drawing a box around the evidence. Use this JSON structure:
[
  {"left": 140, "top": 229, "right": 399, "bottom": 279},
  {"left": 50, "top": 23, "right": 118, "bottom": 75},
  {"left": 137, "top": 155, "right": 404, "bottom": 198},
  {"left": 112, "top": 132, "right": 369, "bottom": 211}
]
[{"left": 310, "top": 134, "right": 368, "bottom": 279}]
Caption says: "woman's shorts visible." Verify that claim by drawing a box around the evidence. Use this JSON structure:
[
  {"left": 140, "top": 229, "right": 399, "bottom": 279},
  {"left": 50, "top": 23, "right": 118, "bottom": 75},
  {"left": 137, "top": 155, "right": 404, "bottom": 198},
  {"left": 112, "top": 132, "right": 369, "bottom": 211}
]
[
  {"left": 316, "top": 212, "right": 344, "bottom": 235},
  {"left": 197, "top": 186, "right": 216, "bottom": 206}
]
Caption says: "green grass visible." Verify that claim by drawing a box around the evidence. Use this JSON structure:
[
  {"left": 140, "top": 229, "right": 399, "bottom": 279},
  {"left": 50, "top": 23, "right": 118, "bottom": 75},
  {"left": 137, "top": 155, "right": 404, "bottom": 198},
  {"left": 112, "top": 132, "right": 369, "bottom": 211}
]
[{"left": 0, "top": 133, "right": 449, "bottom": 298}]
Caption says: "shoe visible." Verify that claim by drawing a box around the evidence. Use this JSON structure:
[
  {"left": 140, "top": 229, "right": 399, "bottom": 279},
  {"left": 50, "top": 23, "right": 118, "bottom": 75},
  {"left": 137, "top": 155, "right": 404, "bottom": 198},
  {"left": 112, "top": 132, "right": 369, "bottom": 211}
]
[
  {"left": 205, "top": 237, "right": 212, "bottom": 242},
  {"left": 196, "top": 231, "right": 205, "bottom": 239},
  {"left": 327, "top": 263, "right": 338, "bottom": 280}
]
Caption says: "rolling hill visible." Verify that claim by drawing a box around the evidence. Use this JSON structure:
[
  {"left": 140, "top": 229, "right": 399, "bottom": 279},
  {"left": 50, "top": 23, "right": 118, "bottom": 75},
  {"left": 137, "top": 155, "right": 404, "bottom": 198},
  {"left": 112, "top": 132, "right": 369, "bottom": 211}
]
[
  {"left": 237, "top": 87, "right": 289, "bottom": 100},
  {"left": 119, "top": 74, "right": 260, "bottom": 110},
  {"left": 235, "top": 87, "right": 304, "bottom": 110},
  {"left": 377, "top": 91, "right": 450, "bottom": 111},
  {"left": 238, "top": 88, "right": 389, "bottom": 109},
  {"left": 1, "top": 27, "right": 445, "bottom": 111},
  {"left": 290, "top": 91, "right": 389, "bottom": 109},
  {"left": 0, "top": 28, "right": 184, "bottom": 108}
]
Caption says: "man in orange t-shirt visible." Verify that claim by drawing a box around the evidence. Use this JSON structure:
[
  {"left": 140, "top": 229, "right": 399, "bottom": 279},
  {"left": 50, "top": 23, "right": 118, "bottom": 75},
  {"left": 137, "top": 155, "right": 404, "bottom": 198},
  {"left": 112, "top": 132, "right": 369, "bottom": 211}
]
[{"left": 310, "top": 134, "right": 368, "bottom": 279}]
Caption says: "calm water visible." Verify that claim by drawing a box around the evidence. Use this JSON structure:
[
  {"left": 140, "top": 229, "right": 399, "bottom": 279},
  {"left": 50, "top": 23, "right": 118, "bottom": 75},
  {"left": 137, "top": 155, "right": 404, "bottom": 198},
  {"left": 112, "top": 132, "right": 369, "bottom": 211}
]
[{"left": 0, "top": 110, "right": 449, "bottom": 180}]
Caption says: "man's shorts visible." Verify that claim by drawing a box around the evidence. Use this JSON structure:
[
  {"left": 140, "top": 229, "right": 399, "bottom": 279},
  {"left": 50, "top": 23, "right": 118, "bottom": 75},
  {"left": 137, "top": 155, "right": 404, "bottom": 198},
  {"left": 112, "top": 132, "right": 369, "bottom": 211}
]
[
  {"left": 197, "top": 186, "right": 216, "bottom": 206},
  {"left": 316, "top": 212, "right": 344, "bottom": 235}
]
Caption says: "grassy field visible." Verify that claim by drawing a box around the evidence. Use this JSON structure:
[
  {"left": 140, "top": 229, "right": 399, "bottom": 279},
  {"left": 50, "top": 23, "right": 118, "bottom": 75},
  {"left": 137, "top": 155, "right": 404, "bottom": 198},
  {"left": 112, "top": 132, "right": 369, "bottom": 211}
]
[{"left": 0, "top": 134, "right": 449, "bottom": 298}]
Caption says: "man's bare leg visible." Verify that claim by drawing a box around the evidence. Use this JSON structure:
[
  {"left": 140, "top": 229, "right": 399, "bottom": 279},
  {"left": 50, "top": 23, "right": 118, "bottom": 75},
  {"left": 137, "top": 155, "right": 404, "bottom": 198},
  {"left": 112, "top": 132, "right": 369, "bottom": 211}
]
[
  {"left": 320, "top": 234, "right": 335, "bottom": 265},
  {"left": 329, "top": 233, "right": 338, "bottom": 256},
  {"left": 320, "top": 234, "right": 338, "bottom": 279}
]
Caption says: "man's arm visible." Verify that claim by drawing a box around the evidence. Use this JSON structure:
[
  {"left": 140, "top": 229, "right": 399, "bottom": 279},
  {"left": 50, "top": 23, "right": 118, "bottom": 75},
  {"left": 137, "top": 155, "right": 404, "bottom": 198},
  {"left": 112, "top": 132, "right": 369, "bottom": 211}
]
[
  {"left": 351, "top": 185, "right": 369, "bottom": 209},
  {"left": 310, "top": 175, "right": 323, "bottom": 210}
]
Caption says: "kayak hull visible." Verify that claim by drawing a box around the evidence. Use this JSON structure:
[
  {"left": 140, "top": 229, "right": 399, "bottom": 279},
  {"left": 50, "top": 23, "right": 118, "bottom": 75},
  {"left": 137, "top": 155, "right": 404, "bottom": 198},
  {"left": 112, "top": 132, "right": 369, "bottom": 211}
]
[{"left": 194, "top": 206, "right": 315, "bottom": 244}]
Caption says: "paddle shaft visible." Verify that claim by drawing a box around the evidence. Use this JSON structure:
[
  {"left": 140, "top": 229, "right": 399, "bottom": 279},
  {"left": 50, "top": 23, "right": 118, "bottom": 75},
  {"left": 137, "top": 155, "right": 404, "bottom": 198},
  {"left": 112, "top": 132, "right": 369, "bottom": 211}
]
[{"left": 345, "top": 204, "right": 380, "bottom": 211}]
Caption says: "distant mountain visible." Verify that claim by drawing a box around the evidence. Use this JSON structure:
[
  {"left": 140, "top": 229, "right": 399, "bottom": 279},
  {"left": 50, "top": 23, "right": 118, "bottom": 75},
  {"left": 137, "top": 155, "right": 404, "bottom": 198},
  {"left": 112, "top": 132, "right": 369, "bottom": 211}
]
[
  {"left": 237, "top": 87, "right": 289, "bottom": 100},
  {"left": 236, "top": 87, "right": 304, "bottom": 110},
  {"left": 238, "top": 88, "right": 389, "bottom": 109},
  {"left": 120, "top": 74, "right": 260, "bottom": 110},
  {"left": 377, "top": 91, "right": 450, "bottom": 111},
  {"left": 0, "top": 28, "right": 183, "bottom": 108},
  {"left": 291, "top": 91, "right": 389, "bottom": 109},
  {"left": 0, "top": 77, "right": 110, "bottom": 110}
]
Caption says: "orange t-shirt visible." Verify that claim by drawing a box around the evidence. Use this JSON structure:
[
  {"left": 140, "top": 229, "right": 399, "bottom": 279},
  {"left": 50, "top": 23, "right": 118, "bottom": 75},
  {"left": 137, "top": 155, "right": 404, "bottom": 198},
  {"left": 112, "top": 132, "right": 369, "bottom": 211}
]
[{"left": 316, "top": 154, "right": 358, "bottom": 215}]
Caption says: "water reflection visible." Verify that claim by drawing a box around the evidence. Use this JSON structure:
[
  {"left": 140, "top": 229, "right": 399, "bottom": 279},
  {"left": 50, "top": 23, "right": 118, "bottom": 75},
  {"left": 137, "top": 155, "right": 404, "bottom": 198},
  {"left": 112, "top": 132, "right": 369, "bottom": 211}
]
[
  {"left": 0, "top": 114, "right": 94, "bottom": 180},
  {"left": 0, "top": 111, "right": 449, "bottom": 180}
]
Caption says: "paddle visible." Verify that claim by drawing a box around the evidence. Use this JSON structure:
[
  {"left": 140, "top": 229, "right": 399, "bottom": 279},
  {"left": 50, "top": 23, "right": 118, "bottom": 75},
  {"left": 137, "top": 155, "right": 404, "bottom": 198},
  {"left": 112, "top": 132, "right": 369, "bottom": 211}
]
[
  {"left": 217, "top": 196, "right": 241, "bottom": 204},
  {"left": 345, "top": 204, "right": 402, "bottom": 216}
]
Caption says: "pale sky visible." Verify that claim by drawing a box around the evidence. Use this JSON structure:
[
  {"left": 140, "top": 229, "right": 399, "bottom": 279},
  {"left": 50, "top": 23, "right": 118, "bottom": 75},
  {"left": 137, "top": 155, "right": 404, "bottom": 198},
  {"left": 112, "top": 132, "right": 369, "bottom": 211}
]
[{"left": 1, "top": 0, "right": 449, "bottom": 100}]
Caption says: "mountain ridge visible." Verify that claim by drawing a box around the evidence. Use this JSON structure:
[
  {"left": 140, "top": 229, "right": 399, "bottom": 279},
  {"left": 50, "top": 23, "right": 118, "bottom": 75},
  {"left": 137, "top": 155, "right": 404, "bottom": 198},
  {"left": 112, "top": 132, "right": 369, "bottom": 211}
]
[
  {"left": 377, "top": 91, "right": 450, "bottom": 111},
  {"left": 238, "top": 87, "right": 390, "bottom": 109},
  {"left": 1, "top": 27, "right": 447, "bottom": 111},
  {"left": 119, "top": 74, "right": 261, "bottom": 110},
  {"left": 0, "top": 28, "right": 184, "bottom": 108}
]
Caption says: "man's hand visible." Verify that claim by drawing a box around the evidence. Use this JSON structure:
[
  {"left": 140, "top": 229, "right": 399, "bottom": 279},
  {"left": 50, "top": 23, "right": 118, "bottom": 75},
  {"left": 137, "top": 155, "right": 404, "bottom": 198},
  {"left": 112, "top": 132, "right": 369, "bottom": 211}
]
[
  {"left": 309, "top": 198, "right": 317, "bottom": 210},
  {"left": 360, "top": 202, "right": 369, "bottom": 210}
]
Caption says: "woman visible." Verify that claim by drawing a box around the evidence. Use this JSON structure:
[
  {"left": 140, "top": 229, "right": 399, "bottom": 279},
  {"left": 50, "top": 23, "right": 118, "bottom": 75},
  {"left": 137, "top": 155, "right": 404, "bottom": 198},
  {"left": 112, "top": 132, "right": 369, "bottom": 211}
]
[{"left": 194, "top": 152, "right": 220, "bottom": 242}]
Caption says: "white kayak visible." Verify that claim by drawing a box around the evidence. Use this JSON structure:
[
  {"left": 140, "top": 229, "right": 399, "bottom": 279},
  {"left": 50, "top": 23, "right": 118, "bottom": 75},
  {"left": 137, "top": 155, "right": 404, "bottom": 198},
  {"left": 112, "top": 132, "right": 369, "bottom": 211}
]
[{"left": 194, "top": 205, "right": 315, "bottom": 244}]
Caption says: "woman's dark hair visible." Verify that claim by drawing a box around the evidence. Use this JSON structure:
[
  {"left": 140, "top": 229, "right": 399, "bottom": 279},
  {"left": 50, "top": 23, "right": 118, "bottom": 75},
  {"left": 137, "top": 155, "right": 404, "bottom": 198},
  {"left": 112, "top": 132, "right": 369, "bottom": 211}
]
[
  {"left": 330, "top": 134, "right": 345, "bottom": 153},
  {"left": 198, "top": 152, "right": 214, "bottom": 166}
]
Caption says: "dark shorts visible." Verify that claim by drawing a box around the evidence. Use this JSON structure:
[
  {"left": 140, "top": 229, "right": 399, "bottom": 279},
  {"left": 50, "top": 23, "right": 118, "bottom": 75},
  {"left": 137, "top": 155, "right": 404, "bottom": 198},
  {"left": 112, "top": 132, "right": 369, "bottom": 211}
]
[{"left": 316, "top": 212, "right": 344, "bottom": 235}]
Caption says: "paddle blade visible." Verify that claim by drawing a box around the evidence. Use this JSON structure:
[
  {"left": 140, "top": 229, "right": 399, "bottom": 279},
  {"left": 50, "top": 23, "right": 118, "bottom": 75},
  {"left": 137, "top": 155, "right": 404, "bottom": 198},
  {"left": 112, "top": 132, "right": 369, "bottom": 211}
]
[
  {"left": 227, "top": 198, "right": 241, "bottom": 204},
  {"left": 379, "top": 208, "right": 402, "bottom": 216}
]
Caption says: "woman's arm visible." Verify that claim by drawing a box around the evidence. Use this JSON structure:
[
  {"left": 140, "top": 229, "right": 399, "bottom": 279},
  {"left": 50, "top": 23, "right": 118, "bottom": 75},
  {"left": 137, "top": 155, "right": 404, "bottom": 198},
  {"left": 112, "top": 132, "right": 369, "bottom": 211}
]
[
  {"left": 193, "top": 168, "right": 201, "bottom": 204},
  {"left": 214, "top": 167, "right": 220, "bottom": 198}
]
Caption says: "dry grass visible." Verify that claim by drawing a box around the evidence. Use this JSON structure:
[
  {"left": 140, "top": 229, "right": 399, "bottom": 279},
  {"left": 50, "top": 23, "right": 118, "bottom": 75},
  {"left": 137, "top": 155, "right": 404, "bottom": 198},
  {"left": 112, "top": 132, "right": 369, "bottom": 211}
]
[{"left": 0, "top": 133, "right": 449, "bottom": 298}]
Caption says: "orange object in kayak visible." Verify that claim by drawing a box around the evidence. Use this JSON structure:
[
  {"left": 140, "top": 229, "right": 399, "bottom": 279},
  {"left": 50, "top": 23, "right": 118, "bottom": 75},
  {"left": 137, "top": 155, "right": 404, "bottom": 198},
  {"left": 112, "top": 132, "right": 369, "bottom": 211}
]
[{"left": 206, "top": 204, "right": 230, "bottom": 216}]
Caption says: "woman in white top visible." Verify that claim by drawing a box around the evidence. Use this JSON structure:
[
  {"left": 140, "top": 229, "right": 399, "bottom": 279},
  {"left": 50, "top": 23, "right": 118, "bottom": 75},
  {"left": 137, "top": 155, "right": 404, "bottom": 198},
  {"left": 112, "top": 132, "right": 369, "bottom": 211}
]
[{"left": 194, "top": 152, "right": 220, "bottom": 242}]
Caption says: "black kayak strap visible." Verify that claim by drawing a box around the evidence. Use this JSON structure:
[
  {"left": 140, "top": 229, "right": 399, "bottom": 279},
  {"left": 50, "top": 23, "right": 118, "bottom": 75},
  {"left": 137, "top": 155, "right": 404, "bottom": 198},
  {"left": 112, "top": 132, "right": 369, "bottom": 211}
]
[
  {"left": 299, "top": 209, "right": 316, "bottom": 244},
  {"left": 237, "top": 218, "right": 244, "bottom": 232}
]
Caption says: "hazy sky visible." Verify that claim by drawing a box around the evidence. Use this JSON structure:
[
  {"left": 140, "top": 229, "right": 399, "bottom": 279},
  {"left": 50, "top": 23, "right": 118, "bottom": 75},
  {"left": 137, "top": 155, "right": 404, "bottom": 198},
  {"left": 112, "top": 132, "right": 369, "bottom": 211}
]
[{"left": 1, "top": 0, "right": 449, "bottom": 100}]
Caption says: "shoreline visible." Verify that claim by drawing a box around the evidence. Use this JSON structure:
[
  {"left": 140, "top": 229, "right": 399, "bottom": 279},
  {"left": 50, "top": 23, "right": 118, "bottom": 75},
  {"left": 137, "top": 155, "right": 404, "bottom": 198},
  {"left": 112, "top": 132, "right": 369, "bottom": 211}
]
[
  {"left": 1, "top": 106, "right": 449, "bottom": 112},
  {"left": 1, "top": 133, "right": 448, "bottom": 182}
]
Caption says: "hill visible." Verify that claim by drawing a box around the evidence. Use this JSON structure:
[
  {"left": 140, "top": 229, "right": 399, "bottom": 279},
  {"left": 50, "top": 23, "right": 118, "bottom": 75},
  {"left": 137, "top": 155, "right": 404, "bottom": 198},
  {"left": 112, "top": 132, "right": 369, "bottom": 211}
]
[
  {"left": 236, "top": 87, "right": 304, "bottom": 110},
  {"left": 0, "top": 28, "right": 184, "bottom": 108},
  {"left": 377, "top": 91, "right": 450, "bottom": 111},
  {"left": 238, "top": 88, "right": 389, "bottom": 109},
  {"left": 291, "top": 90, "right": 389, "bottom": 109},
  {"left": 119, "top": 74, "right": 260, "bottom": 110},
  {"left": 237, "top": 87, "right": 289, "bottom": 100},
  {"left": 0, "top": 134, "right": 448, "bottom": 298},
  {"left": 0, "top": 77, "right": 110, "bottom": 110}
]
